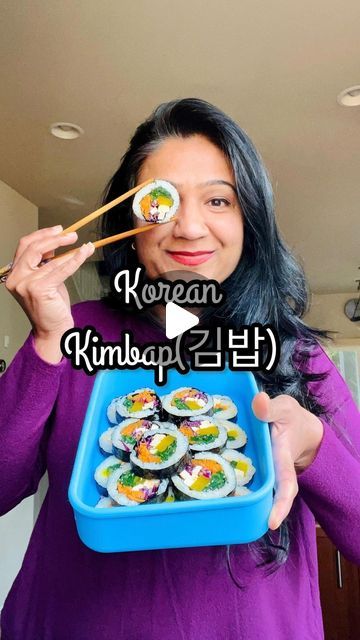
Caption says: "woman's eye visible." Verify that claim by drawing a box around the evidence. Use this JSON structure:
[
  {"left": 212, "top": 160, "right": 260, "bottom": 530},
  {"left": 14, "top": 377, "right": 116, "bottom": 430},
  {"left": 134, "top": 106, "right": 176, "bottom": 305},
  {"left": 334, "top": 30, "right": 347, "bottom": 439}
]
[{"left": 208, "top": 198, "right": 231, "bottom": 208}]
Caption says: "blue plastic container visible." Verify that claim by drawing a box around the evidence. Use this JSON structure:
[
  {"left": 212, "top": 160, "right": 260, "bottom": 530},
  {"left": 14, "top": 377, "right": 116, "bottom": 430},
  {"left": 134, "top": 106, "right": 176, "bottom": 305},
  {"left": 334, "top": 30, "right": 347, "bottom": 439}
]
[{"left": 68, "top": 366, "right": 274, "bottom": 553}]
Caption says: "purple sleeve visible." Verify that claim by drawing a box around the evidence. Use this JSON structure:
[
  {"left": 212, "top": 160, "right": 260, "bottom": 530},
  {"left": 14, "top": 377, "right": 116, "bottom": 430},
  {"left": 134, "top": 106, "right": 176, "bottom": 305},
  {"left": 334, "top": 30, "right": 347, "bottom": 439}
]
[
  {"left": 0, "top": 332, "right": 67, "bottom": 515},
  {"left": 297, "top": 343, "right": 360, "bottom": 564}
]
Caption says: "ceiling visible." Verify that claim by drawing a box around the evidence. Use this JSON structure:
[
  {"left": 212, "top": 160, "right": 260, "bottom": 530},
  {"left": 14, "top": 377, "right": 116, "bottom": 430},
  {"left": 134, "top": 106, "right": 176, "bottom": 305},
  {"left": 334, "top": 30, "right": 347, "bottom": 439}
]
[{"left": 0, "top": 0, "right": 359, "bottom": 293}]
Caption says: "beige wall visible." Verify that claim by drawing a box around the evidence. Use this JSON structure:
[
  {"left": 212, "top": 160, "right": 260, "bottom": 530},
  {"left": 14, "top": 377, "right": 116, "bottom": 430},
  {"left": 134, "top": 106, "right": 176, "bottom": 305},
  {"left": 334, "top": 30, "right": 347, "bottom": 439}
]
[
  {"left": 305, "top": 292, "right": 360, "bottom": 341},
  {"left": 0, "top": 180, "right": 38, "bottom": 364},
  {"left": 0, "top": 179, "right": 38, "bottom": 611}
]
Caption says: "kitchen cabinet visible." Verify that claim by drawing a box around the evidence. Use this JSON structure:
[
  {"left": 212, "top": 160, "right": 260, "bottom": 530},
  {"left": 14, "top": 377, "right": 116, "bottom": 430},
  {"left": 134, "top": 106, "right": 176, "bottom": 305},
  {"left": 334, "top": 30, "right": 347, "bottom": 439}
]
[{"left": 317, "top": 526, "right": 360, "bottom": 639}]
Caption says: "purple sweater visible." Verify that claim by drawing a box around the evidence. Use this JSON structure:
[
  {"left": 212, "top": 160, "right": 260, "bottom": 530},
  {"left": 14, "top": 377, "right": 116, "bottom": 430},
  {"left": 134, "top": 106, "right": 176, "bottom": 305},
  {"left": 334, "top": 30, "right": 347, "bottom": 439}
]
[{"left": 1, "top": 300, "right": 359, "bottom": 640}]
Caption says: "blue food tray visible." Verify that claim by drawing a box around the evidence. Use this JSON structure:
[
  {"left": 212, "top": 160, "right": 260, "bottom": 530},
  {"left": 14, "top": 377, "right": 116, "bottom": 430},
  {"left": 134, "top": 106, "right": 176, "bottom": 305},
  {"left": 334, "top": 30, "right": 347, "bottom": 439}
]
[{"left": 68, "top": 366, "right": 275, "bottom": 552}]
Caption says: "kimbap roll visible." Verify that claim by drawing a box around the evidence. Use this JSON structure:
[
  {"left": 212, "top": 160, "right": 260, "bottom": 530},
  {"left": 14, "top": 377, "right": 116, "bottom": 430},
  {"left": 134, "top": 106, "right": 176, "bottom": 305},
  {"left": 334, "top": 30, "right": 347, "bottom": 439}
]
[
  {"left": 221, "top": 449, "right": 256, "bottom": 486},
  {"left": 211, "top": 395, "right": 238, "bottom": 421},
  {"left": 107, "top": 466, "right": 168, "bottom": 506},
  {"left": 130, "top": 428, "right": 189, "bottom": 478},
  {"left": 116, "top": 388, "right": 161, "bottom": 420},
  {"left": 132, "top": 179, "right": 179, "bottom": 223},
  {"left": 162, "top": 387, "right": 213, "bottom": 423},
  {"left": 216, "top": 419, "right": 247, "bottom": 449},
  {"left": 99, "top": 426, "right": 116, "bottom": 455},
  {"left": 172, "top": 452, "right": 236, "bottom": 500},
  {"left": 94, "top": 455, "right": 127, "bottom": 495},
  {"left": 112, "top": 418, "right": 154, "bottom": 461},
  {"left": 106, "top": 397, "right": 121, "bottom": 424},
  {"left": 179, "top": 417, "right": 227, "bottom": 452}
]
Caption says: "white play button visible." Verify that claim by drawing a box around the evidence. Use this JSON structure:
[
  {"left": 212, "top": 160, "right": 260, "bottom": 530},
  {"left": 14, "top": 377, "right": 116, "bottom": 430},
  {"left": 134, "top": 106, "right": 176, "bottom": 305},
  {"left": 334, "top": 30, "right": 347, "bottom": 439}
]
[{"left": 165, "top": 301, "right": 199, "bottom": 339}]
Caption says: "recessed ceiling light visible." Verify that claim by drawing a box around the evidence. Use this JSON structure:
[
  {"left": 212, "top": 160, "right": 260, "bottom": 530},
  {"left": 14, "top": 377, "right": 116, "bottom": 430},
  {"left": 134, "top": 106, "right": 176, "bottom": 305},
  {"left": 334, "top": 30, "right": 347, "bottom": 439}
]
[
  {"left": 50, "top": 122, "right": 84, "bottom": 139},
  {"left": 337, "top": 86, "right": 360, "bottom": 107}
]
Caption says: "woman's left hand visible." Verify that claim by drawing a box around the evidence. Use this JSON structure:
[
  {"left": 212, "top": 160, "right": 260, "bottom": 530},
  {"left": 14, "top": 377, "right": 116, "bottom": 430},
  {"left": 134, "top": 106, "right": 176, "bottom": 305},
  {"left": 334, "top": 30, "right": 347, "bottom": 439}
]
[{"left": 251, "top": 392, "right": 324, "bottom": 531}]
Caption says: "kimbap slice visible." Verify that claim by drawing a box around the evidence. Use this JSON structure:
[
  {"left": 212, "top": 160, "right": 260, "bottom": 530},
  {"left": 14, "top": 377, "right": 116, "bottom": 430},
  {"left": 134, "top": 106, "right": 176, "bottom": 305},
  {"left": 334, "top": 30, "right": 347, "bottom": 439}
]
[
  {"left": 112, "top": 418, "right": 154, "bottom": 461},
  {"left": 221, "top": 449, "right": 256, "bottom": 486},
  {"left": 94, "top": 455, "right": 127, "bottom": 495},
  {"left": 130, "top": 428, "right": 190, "bottom": 479},
  {"left": 162, "top": 387, "right": 213, "bottom": 423},
  {"left": 179, "top": 417, "right": 227, "bottom": 452},
  {"left": 107, "top": 467, "right": 169, "bottom": 506},
  {"left": 211, "top": 394, "right": 238, "bottom": 421},
  {"left": 216, "top": 419, "right": 247, "bottom": 449},
  {"left": 132, "top": 179, "right": 179, "bottom": 224},
  {"left": 172, "top": 452, "right": 236, "bottom": 500},
  {"left": 106, "top": 398, "right": 121, "bottom": 424},
  {"left": 116, "top": 388, "right": 161, "bottom": 420},
  {"left": 99, "top": 426, "right": 116, "bottom": 455}
]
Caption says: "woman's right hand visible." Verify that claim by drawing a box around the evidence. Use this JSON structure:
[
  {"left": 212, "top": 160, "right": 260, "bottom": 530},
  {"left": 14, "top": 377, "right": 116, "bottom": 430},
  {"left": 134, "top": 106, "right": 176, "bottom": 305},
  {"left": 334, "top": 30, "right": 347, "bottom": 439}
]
[{"left": 5, "top": 225, "right": 95, "bottom": 363}]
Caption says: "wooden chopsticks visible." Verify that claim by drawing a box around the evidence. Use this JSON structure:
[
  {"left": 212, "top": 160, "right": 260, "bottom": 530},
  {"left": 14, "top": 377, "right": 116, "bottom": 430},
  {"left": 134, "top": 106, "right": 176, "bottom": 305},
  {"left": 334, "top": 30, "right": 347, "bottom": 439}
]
[
  {"left": 61, "top": 178, "right": 154, "bottom": 234},
  {"left": 0, "top": 178, "right": 176, "bottom": 283}
]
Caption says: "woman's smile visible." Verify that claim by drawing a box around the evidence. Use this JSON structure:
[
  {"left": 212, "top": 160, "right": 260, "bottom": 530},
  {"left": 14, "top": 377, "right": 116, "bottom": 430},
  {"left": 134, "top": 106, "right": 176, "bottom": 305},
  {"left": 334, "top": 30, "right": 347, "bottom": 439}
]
[{"left": 166, "top": 249, "right": 216, "bottom": 266}]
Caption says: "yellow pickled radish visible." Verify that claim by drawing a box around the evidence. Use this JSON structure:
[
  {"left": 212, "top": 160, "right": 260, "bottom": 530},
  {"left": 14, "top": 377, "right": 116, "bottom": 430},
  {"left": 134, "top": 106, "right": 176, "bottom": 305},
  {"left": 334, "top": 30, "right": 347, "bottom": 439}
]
[
  {"left": 186, "top": 400, "right": 201, "bottom": 410},
  {"left": 130, "top": 401, "right": 143, "bottom": 412},
  {"left": 156, "top": 435, "right": 175, "bottom": 453},
  {"left": 228, "top": 429, "right": 238, "bottom": 439},
  {"left": 198, "top": 426, "right": 218, "bottom": 436},
  {"left": 191, "top": 475, "right": 210, "bottom": 491},
  {"left": 157, "top": 195, "right": 172, "bottom": 206},
  {"left": 235, "top": 461, "right": 249, "bottom": 473}
]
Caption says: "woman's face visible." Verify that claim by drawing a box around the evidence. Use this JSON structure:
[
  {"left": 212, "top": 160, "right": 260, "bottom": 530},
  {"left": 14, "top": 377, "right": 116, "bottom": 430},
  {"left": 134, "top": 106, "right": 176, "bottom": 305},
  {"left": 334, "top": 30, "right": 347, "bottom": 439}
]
[{"left": 134, "top": 135, "right": 244, "bottom": 283}]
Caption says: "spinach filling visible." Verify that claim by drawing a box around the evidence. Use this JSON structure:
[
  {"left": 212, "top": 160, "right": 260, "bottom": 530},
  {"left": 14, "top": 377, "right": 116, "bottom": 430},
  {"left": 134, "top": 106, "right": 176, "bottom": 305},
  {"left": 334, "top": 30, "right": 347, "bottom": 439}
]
[
  {"left": 157, "top": 440, "right": 176, "bottom": 461},
  {"left": 205, "top": 471, "right": 226, "bottom": 491}
]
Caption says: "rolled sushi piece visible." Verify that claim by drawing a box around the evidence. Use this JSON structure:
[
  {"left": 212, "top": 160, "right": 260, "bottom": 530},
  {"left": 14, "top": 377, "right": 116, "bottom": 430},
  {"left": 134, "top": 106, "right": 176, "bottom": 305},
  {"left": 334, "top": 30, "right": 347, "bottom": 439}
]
[
  {"left": 107, "top": 466, "right": 169, "bottom": 506},
  {"left": 132, "top": 179, "right": 179, "bottom": 223},
  {"left": 116, "top": 388, "right": 161, "bottom": 420},
  {"left": 221, "top": 449, "right": 256, "bottom": 487},
  {"left": 112, "top": 418, "right": 154, "bottom": 461},
  {"left": 211, "top": 394, "right": 238, "bottom": 421},
  {"left": 106, "top": 398, "right": 121, "bottom": 424},
  {"left": 95, "top": 496, "right": 118, "bottom": 508},
  {"left": 179, "top": 417, "right": 227, "bottom": 452},
  {"left": 162, "top": 387, "right": 213, "bottom": 423},
  {"left": 99, "top": 426, "right": 116, "bottom": 455},
  {"left": 130, "top": 428, "right": 190, "bottom": 479},
  {"left": 112, "top": 419, "right": 178, "bottom": 461},
  {"left": 172, "top": 452, "right": 236, "bottom": 500},
  {"left": 94, "top": 455, "right": 127, "bottom": 495},
  {"left": 216, "top": 419, "right": 247, "bottom": 450}
]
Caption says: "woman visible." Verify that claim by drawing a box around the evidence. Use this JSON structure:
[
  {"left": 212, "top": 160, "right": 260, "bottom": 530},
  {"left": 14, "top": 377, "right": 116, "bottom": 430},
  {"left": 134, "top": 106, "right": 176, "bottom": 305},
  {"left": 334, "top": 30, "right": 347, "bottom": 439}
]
[{"left": 1, "top": 98, "right": 359, "bottom": 640}]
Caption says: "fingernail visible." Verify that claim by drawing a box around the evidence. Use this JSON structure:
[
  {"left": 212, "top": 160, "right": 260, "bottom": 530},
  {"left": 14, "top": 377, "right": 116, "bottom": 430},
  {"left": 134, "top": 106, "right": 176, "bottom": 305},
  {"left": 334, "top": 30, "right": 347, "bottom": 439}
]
[{"left": 52, "top": 225, "right": 63, "bottom": 233}]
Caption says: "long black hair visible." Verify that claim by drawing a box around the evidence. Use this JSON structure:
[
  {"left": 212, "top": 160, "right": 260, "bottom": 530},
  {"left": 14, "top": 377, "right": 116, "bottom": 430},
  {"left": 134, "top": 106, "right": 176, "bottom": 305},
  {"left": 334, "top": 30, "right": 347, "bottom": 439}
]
[{"left": 98, "top": 98, "right": 331, "bottom": 577}]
